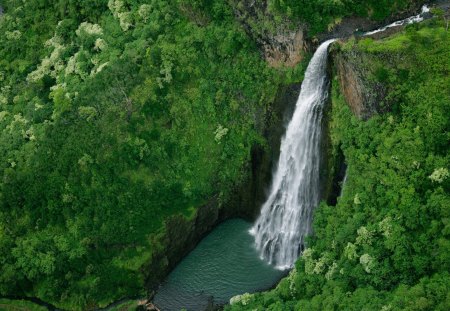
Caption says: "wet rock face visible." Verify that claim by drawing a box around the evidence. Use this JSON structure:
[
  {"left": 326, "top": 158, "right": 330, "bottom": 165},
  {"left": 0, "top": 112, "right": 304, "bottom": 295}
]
[
  {"left": 335, "top": 52, "right": 369, "bottom": 118},
  {"left": 263, "top": 30, "right": 305, "bottom": 67},
  {"left": 229, "top": 0, "right": 305, "bottom": 67}
]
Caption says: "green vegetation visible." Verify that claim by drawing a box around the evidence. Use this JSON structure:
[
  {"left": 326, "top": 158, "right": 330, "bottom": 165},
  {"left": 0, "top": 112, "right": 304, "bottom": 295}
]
[
  {"left": 107, "top": 300, "right": 139, "bottom": 311},
  {"left": 0, "top": 0, "right": 300, "bottom": 309},
  {"left": 227, "top": 21, "right": 449, "bottom": 310},
  {"left": 1, "top": 0, "right": 448, "bottom": 310},
  {"left": 268, "top": 0, "right": 423, "bottom": 35},
  {"left": 0, "top": 299, "right": 47, "bottom": 311}
]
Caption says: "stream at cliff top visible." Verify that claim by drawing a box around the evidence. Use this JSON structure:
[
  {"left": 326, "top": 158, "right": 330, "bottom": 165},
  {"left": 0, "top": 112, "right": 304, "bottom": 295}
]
[{"left": 153, "top": 219, "right": 285, "bottom": 311}]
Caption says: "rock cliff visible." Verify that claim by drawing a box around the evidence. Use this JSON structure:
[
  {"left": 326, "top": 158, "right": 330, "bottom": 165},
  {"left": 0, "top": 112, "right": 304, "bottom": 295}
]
[
  {"left": 330, "top": 44, "right": 388, "bottom": 120},
  {"left": 229, "top": 0, "right": 306, "bottom": 67}
]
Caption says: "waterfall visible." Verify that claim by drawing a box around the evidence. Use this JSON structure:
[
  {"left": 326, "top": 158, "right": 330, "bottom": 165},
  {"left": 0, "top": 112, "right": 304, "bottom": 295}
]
[
  {"left": 339, "top": 169, "right": 348, "bottom": 198},
  {"left": 250, "top": 39, "right": 335, "bottom": 269},
  {"left": 250, "top": 3, "right": 430, "bottom": 270}
]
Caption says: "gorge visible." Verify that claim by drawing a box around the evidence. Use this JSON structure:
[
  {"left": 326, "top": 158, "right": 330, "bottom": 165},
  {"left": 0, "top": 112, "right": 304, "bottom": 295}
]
[
  {"left": 153, "top": 39, "right": 336, "bottom": 310},
  {"left": 152, "top": 5, "right": 449, "bottom": 310},
  {"left": 0, "top": 1, "right": 448, "bottom": 311}
]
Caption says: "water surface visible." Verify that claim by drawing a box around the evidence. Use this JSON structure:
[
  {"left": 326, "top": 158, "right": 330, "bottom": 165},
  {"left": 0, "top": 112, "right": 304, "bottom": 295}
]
[{"left": 153, "top": 219, "right": 285, "bottom": 311}]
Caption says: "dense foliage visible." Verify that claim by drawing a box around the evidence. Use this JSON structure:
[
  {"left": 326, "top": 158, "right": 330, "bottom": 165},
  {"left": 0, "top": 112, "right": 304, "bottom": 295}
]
[
  {"left": 268, "top": 0, "right": 424, "bottom": 34},
  {"left": 0, "top": 0, "right": 290, "bottom": 308},
  {"left": 0, "top": 298, "right": 47, "bottom": 311},
  {"left": 227, "top": 21, "right": 450, "bottom": 310},
  {"left": 1, "top": 0, "right": 448, "bottom": 310}
]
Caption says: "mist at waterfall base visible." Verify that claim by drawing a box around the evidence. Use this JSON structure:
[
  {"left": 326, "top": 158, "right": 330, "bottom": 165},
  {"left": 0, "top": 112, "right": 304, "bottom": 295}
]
[{"left": 153, "top": 219, "right": 285, "bottom": 311}]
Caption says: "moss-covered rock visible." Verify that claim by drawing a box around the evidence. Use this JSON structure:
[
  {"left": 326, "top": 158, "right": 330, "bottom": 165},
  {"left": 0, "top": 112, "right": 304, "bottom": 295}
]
[{"left": 330, "top": 41, "right": 388, "bottom": 120}]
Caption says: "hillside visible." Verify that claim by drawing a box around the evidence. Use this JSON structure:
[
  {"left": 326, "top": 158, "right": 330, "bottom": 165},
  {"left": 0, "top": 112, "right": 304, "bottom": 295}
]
[{"left": 0, "top": 0, "right": 448, "bottom": 310}]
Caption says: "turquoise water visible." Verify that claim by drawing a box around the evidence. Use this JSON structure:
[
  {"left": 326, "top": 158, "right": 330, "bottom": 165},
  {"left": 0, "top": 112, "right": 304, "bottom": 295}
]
[{"left": 153, "top": 219, "right": 286, "bottom": 311}]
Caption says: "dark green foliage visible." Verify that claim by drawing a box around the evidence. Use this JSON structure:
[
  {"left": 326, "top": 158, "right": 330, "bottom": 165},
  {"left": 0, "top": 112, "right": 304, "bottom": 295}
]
[
  {"left": 227, "top": 21, "right": 449, "bottom": 311},
  {"left": 268, "top": 0, "right": 423, "bottom": 35},
  {"left": 0, "top": 0, "right": 285, "bottom": 308},
  {"left": 1, "top": 1, "right": 448, "bottom": 310}
]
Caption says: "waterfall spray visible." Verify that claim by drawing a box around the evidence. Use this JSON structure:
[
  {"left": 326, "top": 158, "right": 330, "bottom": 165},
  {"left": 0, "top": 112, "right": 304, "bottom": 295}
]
[{"left": 250, "top": 39, "right": 336, "bottom": 269}]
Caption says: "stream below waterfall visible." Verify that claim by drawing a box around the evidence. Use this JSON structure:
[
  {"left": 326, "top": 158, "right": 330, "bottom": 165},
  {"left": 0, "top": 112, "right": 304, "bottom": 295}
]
[{"left": 153, "top": 219, "right": 285, "bottom": 311}]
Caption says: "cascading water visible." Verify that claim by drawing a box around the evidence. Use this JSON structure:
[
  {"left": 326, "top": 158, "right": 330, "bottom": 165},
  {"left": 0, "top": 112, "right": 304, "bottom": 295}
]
[
  {"left": 250, "top": 39, "right": 335, "bottom": 269},
  {"left": 364, "top": 5, "right": 430, "bottom": 36},
  {"left": 250, "top": 4, "right": 431, "bottom": 270}
]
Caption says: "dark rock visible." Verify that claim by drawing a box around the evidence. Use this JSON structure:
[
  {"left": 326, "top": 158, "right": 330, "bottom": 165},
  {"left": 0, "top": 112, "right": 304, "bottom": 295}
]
[
  {"left": 364, "top": 25, "right": 406, "bottom": 40},
  {"left": 141, "top": 198, "right": 218, "bottom": 291},
  {"left": 329, "top": 43, "right": 388, "bottom": 120},
  {"left": 317, "top": 60, "right": 347, "bottom": 206},
  {"left": 324, "top": 145, "right": 347, "bottom": 206},
  {"left": 434, "top": 0, "right": 450, "bottom": 12},
  {"left": 221, "top": 82, "right": 301, "bottom": 220}
]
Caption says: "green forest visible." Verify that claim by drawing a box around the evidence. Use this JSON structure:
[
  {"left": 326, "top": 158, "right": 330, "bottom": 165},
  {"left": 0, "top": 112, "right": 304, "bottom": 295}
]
[
  {"left": 0, "top": 0, "right": 284, "bottom": 308},
  {"left": 268, "top": 0, "right": 426, "bottom": 34},
  {"left": 0, "top": 0, "right": 448, "bottom": 310}
]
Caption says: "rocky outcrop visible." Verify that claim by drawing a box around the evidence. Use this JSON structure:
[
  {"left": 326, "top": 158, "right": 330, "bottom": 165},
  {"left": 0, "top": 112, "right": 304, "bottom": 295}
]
[
  {"left": 334, "top": 51, "right": 373, "bottom": 119},
  {"left": 319, "top": 81, "right": 347, "bottom": 206},
  {"left": 141, "top": 198, "right": 219, "bottom": 291},
  {"left": 263, "top": 31, "right": 305, "bottom": 68},
  {"left": 137, "top": 300, "right": 161, "bottom": 311},
  {"left": 327, "top": 2, "right": 450, "bottom": 119},
  {"left": 229, "top": 0, "right": 306, "bottom": 67},
  {"left": 329, "top": 43, "right": 388, "bottom": 120}
]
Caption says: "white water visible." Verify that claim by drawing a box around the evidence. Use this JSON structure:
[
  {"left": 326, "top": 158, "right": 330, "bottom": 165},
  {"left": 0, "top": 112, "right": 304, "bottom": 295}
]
[
  {"left": 250, "top": 40, "right": 335, "bottom": 269},
  {"left": 339, "top": 169, "right": 348, "bottom": 197},
  {"left": 364, "top": 5, "right": 429, "bottom": 35},
  {"left": 249, "top": 4, "right": 431, "bottom": 270}
]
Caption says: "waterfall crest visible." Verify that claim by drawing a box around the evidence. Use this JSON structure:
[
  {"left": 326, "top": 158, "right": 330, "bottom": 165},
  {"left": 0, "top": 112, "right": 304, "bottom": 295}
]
[{"left": 250, "top": 39, "right": 335, "bottom": 269}]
